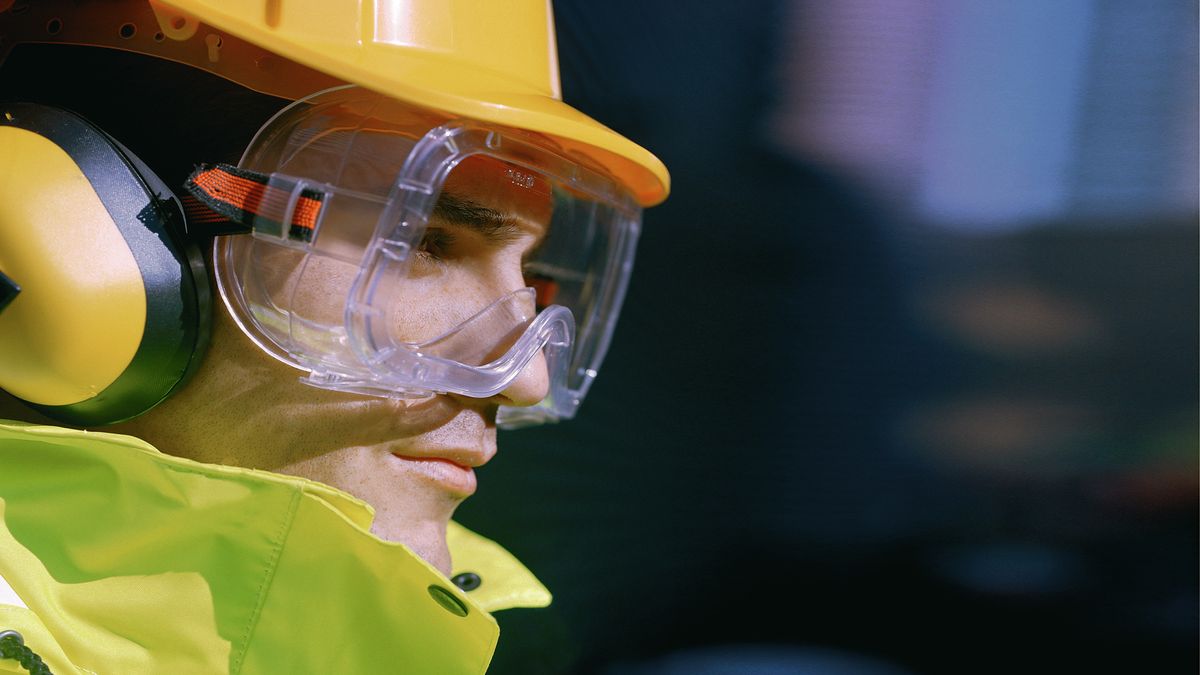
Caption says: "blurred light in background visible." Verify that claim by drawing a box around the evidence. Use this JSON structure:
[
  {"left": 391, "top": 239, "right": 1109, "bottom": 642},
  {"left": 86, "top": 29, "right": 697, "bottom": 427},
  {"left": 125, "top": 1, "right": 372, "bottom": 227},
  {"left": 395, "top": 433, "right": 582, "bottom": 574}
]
[
  {"left": 465, "top": 2, "right": 1198, "bottom": 673},
  {"left": 768, "top": 0, "right": 1198, "bottom": 230}
]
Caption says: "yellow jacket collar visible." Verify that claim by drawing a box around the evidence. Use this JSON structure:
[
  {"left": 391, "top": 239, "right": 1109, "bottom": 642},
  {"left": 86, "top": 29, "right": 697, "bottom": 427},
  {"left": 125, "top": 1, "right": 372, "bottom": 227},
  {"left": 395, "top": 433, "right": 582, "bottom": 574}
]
[{"left": 0, "top": 420, "right": 549, "bottom": 674}]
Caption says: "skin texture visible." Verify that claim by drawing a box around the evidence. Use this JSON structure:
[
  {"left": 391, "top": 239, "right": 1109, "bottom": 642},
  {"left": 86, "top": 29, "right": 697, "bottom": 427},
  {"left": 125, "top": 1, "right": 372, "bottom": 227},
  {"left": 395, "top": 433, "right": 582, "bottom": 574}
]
[{"left": 104, "top": 156, "right": 552, "bottom": 576}]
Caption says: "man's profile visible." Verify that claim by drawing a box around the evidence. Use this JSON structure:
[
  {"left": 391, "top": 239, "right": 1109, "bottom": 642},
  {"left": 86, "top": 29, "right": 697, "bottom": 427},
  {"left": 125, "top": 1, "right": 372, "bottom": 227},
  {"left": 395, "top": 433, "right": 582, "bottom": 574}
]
[{"left": 0, "top": 1, "right": 668, "bottom": 672}]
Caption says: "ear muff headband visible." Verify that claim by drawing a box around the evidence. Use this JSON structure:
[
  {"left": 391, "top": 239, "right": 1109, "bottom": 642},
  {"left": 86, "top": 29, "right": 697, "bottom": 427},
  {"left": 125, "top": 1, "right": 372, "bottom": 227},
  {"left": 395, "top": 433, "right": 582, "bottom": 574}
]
[{"left": 0, "top": 102, "right": 210, "bottom": 425}]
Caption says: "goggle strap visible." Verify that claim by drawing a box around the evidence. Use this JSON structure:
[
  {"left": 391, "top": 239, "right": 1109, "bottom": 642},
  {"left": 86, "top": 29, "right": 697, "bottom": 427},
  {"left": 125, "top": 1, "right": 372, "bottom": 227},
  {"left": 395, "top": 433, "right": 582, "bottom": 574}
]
[
  {"left": 180, "top": 193, "right": 248, "bottom": 237},
  {"left": 183, "top": 163, "right": 324, "bottom": 242}
]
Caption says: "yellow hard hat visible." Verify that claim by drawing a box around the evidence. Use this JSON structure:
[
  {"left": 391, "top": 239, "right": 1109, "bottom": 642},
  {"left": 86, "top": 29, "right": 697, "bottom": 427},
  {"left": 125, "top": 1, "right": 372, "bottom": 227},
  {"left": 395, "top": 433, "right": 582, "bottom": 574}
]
[{"left": 0, "top": 0, "right": 669, "bottom": 206}]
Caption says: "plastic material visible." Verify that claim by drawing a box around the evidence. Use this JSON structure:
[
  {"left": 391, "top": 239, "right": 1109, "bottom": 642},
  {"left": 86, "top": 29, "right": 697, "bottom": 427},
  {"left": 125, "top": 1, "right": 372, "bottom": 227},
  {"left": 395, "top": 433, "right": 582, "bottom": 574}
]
[
  {"left": 213, "top": 86, "right": 641, "bottom": 427},
  {"left": 0, "top": 125, "right": 145, "bottom": 406},
  {"left": 0, "top": 104, "right": 210, "bottom": 425},
  {"left": 0, "top": 0, "right": 669, "bottom": 206}
]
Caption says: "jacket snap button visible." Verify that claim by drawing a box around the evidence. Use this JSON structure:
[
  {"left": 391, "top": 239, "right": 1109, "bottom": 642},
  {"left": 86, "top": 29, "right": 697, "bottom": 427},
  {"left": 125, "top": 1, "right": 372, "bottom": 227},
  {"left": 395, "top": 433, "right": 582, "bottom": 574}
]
[
  {"left": 451, "top": 572, "right": 481, "bottom": 591},
  {"left": 427, "top": 585, "right": 469, "bottom": 617}
]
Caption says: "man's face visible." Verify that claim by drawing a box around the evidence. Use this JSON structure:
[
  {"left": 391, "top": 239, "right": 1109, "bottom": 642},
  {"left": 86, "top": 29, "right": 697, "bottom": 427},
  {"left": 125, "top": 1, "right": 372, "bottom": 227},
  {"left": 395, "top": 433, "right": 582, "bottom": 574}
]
[{"left": 108, "top": 156, "right": 552, "bottom": 576}]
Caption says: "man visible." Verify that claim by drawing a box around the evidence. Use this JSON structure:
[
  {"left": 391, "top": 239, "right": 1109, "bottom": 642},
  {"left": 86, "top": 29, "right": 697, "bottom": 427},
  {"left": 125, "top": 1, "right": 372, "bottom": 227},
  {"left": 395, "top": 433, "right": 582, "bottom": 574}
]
[{"left": 0, "top": 1, "right": 668, "bottom": 672}]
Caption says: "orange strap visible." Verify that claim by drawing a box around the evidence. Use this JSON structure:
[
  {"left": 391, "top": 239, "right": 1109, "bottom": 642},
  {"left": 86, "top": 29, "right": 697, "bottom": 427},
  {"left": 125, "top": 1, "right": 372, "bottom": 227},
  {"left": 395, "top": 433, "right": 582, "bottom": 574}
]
[{"left": 183, "top": 164, "right": 325, "bottom": 242}]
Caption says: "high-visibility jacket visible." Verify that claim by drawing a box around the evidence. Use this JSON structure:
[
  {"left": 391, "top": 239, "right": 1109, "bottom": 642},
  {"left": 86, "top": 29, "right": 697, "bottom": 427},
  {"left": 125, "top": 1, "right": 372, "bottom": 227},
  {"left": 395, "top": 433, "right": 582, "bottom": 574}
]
[{"left": 0, "top": 421, "right": 551, "bottom": 674}]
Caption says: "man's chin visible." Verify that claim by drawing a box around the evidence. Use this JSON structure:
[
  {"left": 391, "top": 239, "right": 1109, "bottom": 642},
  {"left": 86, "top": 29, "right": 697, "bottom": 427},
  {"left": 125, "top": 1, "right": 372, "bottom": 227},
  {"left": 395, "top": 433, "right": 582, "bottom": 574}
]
[{"left": 371, "top": 519, "right": 453, "bottom": 576}]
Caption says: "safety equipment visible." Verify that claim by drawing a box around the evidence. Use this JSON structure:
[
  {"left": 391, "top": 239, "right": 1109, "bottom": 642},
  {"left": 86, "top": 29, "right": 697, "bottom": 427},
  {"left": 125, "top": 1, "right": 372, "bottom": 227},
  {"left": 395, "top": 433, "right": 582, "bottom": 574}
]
[
  {"left": 0, "top": 103, "right": 209, "bottom": 426},
  {"left": 0, "top": 0, "right": 669, "bottom": 206},
  {"left": 0, "top": 420, "right": 552, "bottom": 673},
  {"left": 0, "top": 0, "right": 669, "bottom": 427},
  {"left": 187, "top": 85, "right": 640, "bottom": 426}
]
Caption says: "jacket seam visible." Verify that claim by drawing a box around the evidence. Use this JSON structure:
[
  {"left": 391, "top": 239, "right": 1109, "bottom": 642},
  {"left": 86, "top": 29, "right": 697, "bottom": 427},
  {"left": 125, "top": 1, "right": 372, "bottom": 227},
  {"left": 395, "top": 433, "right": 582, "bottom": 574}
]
[{"left": 229, "top": 487, "right": 301, "bottom": 675}]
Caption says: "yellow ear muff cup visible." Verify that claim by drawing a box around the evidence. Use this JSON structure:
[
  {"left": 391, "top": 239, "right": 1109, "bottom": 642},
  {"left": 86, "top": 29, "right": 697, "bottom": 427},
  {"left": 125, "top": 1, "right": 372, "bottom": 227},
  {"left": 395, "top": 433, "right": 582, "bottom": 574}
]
[
  {"left": 0, "top": 125, "right": 145, "bottom": 404},
  {"left": 0, "top": 103, "right": 210, "bottom": 426}
]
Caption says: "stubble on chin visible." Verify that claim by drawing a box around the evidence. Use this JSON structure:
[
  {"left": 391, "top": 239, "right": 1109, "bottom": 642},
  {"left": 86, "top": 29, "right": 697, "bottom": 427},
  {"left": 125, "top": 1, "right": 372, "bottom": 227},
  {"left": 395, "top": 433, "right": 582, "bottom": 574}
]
[{"left": 371, "top": 516, "right": 454, "bottom": 576}]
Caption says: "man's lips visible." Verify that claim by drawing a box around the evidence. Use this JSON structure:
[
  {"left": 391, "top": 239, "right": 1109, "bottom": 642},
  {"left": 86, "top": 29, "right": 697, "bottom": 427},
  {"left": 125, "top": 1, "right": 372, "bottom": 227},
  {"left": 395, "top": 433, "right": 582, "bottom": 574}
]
[
  {"left": 391, "top": 454, "right": 472, "bottom": 471},
  {"left": 388, "top": 449, "right": 493, "bottom": 497},
  {"left": 390, "top": 448, "right": 492, "bottom": 469}
]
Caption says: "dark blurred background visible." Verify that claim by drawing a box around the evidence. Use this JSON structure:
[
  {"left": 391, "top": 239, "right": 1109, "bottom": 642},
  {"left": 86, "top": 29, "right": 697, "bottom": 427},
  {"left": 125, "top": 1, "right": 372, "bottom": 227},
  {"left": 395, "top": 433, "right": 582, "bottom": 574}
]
[{"left": 456, "top": 1, "right": 1199, "bottom": 673}]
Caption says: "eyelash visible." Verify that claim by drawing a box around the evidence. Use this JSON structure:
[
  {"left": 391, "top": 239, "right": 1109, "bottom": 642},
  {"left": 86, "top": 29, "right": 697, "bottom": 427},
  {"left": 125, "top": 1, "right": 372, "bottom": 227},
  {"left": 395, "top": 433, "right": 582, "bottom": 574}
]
[
  {"left": 413, "top": 226, "right": 546, "bottom": 275},
  {"left": 415, "top": 228, "right": 456, "bottom": 262}
]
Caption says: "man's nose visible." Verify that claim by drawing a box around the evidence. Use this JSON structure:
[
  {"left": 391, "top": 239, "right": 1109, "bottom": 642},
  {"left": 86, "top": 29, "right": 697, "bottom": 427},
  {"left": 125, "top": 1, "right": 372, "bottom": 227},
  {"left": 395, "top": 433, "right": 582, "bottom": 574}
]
[
  {"left": 467, "top": 255, "right": 551, "bottom": 407},
  {"left": 494, "top": 349, "right": 550, "bottom": 407},
  {"left": 489, "top": 260, "right": 550, "bottom": 406}
]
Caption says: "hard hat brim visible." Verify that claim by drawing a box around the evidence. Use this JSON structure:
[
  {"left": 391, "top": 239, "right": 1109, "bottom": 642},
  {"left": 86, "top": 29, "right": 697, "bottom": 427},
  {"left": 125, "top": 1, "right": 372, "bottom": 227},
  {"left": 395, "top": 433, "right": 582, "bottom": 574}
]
[{"left": 167, "top": 2, "right": 671, "bottom": 206}]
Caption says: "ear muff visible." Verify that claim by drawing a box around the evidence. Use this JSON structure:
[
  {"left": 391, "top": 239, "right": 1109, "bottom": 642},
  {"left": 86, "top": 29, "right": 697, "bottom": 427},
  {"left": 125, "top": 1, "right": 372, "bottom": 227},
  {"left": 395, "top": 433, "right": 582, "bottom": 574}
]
[{"left": 0, "top": 102, "right": 210, "bottom": 426}]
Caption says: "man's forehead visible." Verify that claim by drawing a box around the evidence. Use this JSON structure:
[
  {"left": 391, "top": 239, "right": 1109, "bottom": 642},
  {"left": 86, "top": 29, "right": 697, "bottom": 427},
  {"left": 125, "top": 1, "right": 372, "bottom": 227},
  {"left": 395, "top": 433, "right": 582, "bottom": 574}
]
[{"left": 439, "top": 155, "right": 553, "bottom": 225}]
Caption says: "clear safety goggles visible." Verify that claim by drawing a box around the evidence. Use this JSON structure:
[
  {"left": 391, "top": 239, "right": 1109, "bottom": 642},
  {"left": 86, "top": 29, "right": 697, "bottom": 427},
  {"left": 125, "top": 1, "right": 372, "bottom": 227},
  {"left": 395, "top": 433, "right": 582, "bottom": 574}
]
[{"left": 194, "top": 86, "right": 641, "bottom": 428}]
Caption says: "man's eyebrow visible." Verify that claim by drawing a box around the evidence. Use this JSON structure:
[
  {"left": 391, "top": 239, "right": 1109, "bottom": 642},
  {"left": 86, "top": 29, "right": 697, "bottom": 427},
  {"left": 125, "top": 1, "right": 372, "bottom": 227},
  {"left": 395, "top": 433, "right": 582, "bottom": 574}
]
[{"left": 432, "top": 193, "right": 521, "bottom": 243}]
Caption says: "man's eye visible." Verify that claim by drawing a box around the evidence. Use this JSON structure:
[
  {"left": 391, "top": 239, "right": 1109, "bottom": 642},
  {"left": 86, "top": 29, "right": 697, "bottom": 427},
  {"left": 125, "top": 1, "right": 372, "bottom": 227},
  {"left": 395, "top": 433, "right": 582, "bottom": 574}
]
[{"left": 416, "top": 228, "right": 455, "bottom": 262}]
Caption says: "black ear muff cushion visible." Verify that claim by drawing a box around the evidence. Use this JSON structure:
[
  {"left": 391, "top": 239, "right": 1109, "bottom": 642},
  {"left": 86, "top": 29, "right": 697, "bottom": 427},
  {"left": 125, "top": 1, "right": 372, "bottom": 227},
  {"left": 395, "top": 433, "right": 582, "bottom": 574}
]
[{"left": 0, "top": 102, "right": 210, "bottom": 425}]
